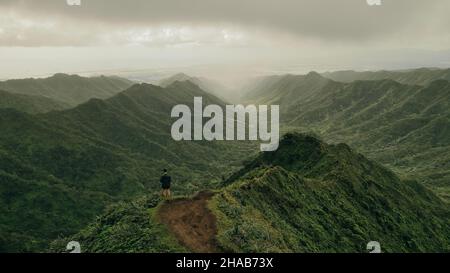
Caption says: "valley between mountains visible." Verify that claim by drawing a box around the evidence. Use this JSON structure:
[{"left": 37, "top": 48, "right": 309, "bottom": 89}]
[{"left": 1, "top": 69, "right": 450, "bottom": 253}]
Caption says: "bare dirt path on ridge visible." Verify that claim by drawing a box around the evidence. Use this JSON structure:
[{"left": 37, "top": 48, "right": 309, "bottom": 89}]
[{"left": 157, "top": 191, "right": 219, "bottom": 253}]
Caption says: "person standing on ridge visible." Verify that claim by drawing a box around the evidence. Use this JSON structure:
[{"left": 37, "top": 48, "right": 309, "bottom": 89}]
[{"left": 160, "top": 169, "right": 172, "bottom": 200}]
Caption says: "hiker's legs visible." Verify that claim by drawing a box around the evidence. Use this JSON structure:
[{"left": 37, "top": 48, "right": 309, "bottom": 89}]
[
  {"left": 163, "top": 189, "right": 169, "bottom": 199},
  {"left": 167, "top": 189, "right": 172, "bottom": 199}
]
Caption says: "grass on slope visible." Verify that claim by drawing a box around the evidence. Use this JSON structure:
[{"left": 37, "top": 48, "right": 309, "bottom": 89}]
[
  {"left": 49, "top": 194, "right": 186, "bottom": 253},
  {"left": 0, "top": 82, "right": 257, "bottom": 252},
  {"left": 209, "top": 133, "right": 450, "bottom": 253},
  {"left": 0, "top": 90, "right": 69, "bottom": 114}
]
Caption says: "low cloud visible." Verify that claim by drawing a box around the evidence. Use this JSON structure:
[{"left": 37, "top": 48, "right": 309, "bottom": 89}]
[
  {"left": 0, "top": 0, "right": 449, "bottom": 47},
  {"left": 1, "top": 0, "right": 450, "bottom": 79}
]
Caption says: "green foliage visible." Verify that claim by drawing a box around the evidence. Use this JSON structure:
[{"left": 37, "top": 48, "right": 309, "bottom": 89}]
[
  {"left": 49, "top": 194, "right": 186, "bottom": 253},
  {"left": 0, "top": 81, "right": 254, "bottom": 252},
  {"left": 0, "top": 167, "right": 112, "bottom": 252},
  {"left": 211, "top": 133, "right": 450, "bottom": 253},
  {"left": 3, "top": 69, "right": 450, "bottom": 254},
  {"left": 246, "top": 72, "right": 450, "bottom": 200},
  {"left": 0, "top": 90, "right": 69, "bottom": 114}
]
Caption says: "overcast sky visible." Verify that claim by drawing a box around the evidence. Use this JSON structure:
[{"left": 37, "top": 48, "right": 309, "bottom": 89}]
[{"left": 1, "top": 0, "right": 450, "bottom": 80}]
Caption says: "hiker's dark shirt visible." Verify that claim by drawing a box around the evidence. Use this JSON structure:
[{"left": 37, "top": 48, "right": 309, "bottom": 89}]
[{"left": 160, "top": 174, "right": 171, "bottom": 189}]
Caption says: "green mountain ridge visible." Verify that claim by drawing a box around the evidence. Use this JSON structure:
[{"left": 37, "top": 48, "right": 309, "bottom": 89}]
[
  {"left": 2, "top": 68, "right": 450, "bottom": 253},
  {"left": 245, "top": 72, "right": 450, "bottom": 200},
  {"left": 210, "top": 133, "right": 450, "bottom": 252},
  {"left": 49, "top": 193, "right": 186, "bottom": 253},
  {"left": 51, "top": 133, "right": 450, "bottom": 253},
  {"left": 322, "top": 68, "right": 450, "bottom": 86},
  {"left": 159, "top": 73, "right": 233, "bottom": 102},
  {"left": 0, "top": 81, "right": 254, "bottom": 252},
  {"left": 0, "top": 74, "right": 134, "bottom": 107}
]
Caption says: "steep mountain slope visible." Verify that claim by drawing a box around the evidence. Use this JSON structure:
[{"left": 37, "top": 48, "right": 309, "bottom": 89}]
[
  {"left": 0, "top": 74, "right": 133, "bottom": 106},
  {"left": 52, "top": 134, "right": 450, "bottom": 253},
  {"left": 322, "top": 68, "right": 450, "bottom": 86},
  {"left": 245, "top": 73, "right": 450, "bottom": 200},
  {"left": 210, "top": 134, "right": 450, "bottom": 252},
  {"left": 243, "top": 72, "right": 337, "bottom": 121},
  {"left": 243, "top": 72, "right": 327, "bottom": 103},
  {"left": 49, "top": 194, "right": 187, "bottom": 253},
  {"left": 0, "top": 108, "right": 119, "bottom": 252},
  {"left": 0, "top": 81, "right": 255, "bottom": 252},
  {"left": 49, "top": 191, "right": 218, "bottom": 253},
  {"left": 0, "top": 89, "right": 70, "bottom": 113}
]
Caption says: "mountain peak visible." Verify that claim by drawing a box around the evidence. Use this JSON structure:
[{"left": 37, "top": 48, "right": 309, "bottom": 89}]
[
  {"left": 306, "top": 71, "right": 322, "bottom": 78},
  {"left": 51, "top": 73, "right": 81, "bottom": 79},
  {"left": 276, "top": 133, "right": 325, "bottom": 152},
  {"left": 159, "top": 73, "right": 197, "bottom": 88},
  {"left": 277, "top": 71, "right": 326, "bottom": 83},
  {"left": 260, "top": 133, "right": 328, "bottom": 168},
  {"left": 166, "top": 79, "right": 200, "bottom": 89},
  {"left": 172, "top": 72, "right": 191, "bottom": 79},
  {"left": 303, "top": 71, "right": 330, "bottom": 83}
]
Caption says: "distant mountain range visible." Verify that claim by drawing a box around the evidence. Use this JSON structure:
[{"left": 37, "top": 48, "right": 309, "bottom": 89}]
[
  {"left": 0, "top": 74, "right": 134, "bottom": 107},
  {"left": 1, "top": 67, "right": 450, "bottom": 253},
  {"left": 0, "top": 80, "right": 253, "bottom": 252},
  {"left": 244, "top": 70, "right": 450, "bottom": 201},
  {"left": 322, "top": 68, "right": 450, "bottom": 86}
]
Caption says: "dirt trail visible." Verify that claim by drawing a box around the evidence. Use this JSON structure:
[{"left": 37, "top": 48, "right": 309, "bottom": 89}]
[{"left": 157, "top": 191, "right": 219, "bottom": 253}]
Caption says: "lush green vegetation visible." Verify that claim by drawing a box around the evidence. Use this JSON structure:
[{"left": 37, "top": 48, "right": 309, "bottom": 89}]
[
  {"left": 0, "top": 90, "right": 69, "bottom": 114},
  {"left": 0, "top": 81, "right": 255, "bottom": 252},
  {"left": 2, "top": 69, "right": 450, "bottom": 253},
  {"left": 59, "top": 133, "right": 450, "bottom": 253},
  {"left": 245, "top": 72, "right": 450, "bottom": 200},
  {"left": 210, "top": 133, "right": 450, "bottom": 252},
  {"left": 49, "top": 194, "right": 186, "bottom": 253}
]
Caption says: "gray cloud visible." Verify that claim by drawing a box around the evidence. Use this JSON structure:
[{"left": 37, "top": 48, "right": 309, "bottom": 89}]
[
  {"left": 0, "top": 0, "right": 449, "bottom": 47},
  {"left": 1, "top": 0, "right": 450, "bottom": 80}
]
